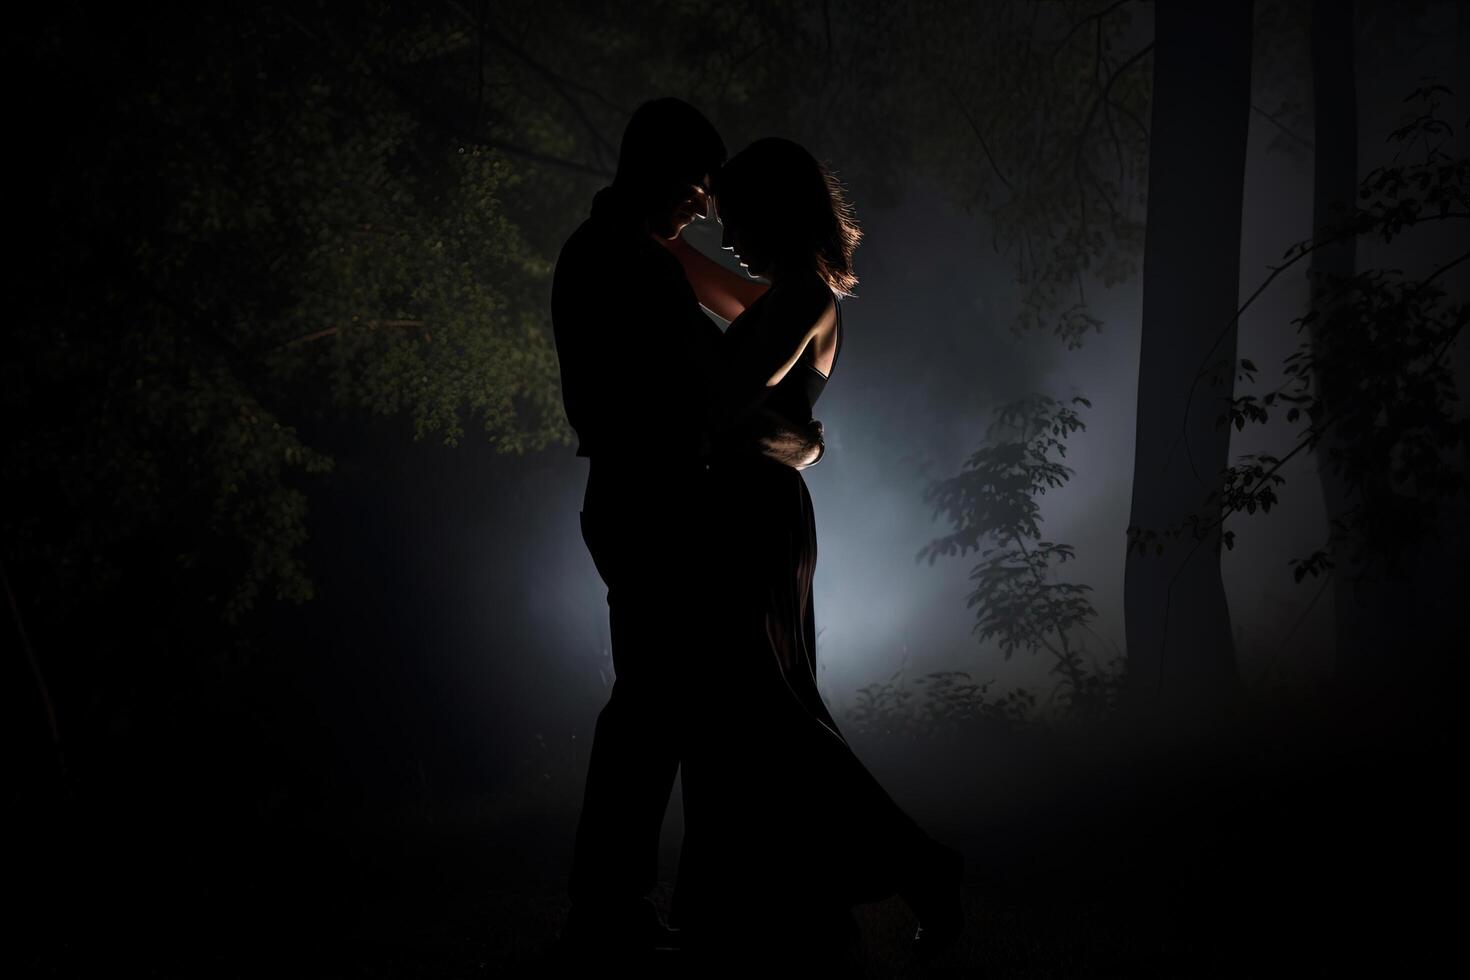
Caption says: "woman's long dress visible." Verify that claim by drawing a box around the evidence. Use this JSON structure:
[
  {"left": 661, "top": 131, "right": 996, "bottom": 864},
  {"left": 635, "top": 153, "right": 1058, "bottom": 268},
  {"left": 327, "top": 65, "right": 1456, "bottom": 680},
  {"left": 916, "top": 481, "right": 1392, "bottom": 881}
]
[{"left": 671, "top": 294, "right": 945, "bottom": 948}]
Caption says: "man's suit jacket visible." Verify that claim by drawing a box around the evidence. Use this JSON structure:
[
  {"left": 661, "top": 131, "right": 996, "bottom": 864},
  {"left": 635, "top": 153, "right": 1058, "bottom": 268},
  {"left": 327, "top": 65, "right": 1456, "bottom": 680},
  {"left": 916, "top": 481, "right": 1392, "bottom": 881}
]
[
  {"left": 551, "top": 184, "right": 725, "bottom": 542},
  {"left": 552, "top": 185, "right": 723, "bottom": 461}
]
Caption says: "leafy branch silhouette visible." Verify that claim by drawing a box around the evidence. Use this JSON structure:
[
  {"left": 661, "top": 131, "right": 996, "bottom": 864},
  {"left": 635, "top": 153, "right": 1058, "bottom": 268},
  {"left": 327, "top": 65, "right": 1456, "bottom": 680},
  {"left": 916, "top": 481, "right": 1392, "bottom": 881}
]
[
  {"left": 1134, "top": 83, "right": 1470, "bottom": 592},
  {"left": 918, "top": 394, "right": 1120, "bottom": 720}
]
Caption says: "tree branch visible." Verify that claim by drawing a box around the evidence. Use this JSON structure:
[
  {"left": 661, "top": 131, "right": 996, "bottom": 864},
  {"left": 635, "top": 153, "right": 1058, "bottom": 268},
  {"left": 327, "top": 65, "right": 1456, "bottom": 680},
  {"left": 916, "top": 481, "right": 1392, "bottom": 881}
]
[
  {"left": 1049, "top": 0, "right": 1134, "bottom": 59},
  {"left": 2, "top": 556, "right": 65, "bottom": 778},
  {"left": 271, "top": 320, "right": 427, "bottom": 352},
  {"left": 443, "top": 0, "right": 621, "bottom": 164},
  {"left": 945, "top": 80, "right": 1014, "bottom": 192},
  {"left": 1251, "top": 102, "right": 1314, "bottom": 150},
  {"left": 283, "top": 8, "right": 615, "bottom": 181},
  {"left": 1167, "top": 211, "right": 1470, "bottom": 488}
]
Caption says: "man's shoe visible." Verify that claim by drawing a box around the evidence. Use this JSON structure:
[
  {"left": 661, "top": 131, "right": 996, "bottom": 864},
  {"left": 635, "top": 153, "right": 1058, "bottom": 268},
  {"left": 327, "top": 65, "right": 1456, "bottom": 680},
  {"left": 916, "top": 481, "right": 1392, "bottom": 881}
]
[
  {"left": 901, "top": 844, "right": 965, "bottom": 957},
  {"left": 557, "top": 899, "right": 683, "bottom": 957}
]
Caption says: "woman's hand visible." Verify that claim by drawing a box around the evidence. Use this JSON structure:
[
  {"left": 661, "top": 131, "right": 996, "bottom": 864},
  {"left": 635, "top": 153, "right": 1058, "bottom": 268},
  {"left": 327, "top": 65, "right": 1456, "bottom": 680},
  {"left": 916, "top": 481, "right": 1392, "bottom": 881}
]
[{"left": 755, "top": 415, "right": 825, "bottom": 469}]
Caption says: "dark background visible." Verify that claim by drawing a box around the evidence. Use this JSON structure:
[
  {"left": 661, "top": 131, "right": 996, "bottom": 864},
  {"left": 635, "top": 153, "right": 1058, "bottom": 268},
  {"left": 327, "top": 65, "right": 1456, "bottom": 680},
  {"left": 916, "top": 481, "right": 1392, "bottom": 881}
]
[{"left": 9, "top": 2, "right": 1468, "bottom": 976}]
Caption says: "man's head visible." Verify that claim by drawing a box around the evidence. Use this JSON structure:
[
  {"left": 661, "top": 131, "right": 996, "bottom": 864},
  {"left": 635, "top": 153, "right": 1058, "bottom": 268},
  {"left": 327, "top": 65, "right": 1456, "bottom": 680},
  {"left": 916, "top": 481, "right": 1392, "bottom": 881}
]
[{"left": 612, "top": 98, "right": 726, "bottom": 240}]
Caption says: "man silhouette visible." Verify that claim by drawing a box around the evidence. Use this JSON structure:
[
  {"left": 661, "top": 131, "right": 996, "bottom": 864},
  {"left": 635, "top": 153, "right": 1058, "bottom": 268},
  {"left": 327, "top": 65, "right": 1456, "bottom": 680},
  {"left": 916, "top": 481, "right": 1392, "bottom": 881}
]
[{"left": 550, "top": 98, "right": 823, "bottom": 956}]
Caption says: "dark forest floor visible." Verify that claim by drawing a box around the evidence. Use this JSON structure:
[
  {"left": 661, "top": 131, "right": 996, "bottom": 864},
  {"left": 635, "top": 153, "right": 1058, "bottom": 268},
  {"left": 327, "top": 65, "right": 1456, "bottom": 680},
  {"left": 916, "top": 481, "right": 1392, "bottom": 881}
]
[
  {"left": 18, "top": 806, "right": 1198, "bottom": 979},
  {"left": 15, "top": 697, "right": 1461, "bottom": 978}
]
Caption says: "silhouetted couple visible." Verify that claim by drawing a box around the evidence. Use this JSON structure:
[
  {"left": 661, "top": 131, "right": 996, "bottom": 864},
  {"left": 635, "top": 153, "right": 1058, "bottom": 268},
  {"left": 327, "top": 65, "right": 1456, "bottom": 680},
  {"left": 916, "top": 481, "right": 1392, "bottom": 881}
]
[{"left": 550, "top": 98, "right": 962, "bottom": 967}]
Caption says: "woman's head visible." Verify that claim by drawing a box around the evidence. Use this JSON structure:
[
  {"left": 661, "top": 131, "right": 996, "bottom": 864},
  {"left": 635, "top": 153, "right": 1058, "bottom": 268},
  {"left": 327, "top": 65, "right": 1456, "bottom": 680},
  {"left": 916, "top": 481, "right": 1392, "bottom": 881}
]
[{"left": 713, "top": 137, "right": 861, "bottom": 296}]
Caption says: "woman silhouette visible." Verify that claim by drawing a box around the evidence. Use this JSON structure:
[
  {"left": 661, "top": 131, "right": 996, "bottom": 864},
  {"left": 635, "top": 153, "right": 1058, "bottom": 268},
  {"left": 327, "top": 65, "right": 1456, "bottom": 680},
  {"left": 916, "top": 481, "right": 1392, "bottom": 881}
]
[{"left": 662, "top": 137, "right": 964, "bottom": 962}]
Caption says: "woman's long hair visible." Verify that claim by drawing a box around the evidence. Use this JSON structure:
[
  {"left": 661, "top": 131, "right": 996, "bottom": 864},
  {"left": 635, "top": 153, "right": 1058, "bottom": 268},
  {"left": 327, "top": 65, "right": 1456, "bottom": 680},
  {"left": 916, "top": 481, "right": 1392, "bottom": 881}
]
[{"left": 713, "top": 137, "right": 861, "bottom": 297}]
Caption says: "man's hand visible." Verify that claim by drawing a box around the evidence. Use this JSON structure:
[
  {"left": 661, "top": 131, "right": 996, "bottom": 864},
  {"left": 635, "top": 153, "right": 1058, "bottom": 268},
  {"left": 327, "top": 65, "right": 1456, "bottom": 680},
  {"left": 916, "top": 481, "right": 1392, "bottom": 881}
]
[
  {"left": 652, "top": 228, "right": 694, "bottom": 253},
  {"left": 755, "top": 415, "right": 825, "bottom": 470}
]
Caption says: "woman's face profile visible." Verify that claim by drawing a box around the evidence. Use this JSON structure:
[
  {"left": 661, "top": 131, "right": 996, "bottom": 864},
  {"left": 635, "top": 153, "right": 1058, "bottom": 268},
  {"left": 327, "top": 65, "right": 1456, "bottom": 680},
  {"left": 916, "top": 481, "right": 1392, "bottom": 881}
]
[{"left": 718, "top": 202, "right": 770, "bottom": 278}]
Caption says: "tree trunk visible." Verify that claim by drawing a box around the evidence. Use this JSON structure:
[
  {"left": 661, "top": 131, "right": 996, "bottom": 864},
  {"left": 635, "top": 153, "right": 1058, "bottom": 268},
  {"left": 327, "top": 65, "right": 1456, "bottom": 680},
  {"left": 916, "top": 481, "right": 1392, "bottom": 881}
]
[
  {"left": 1306, "top": 0, "right": 1376, "bottom": 689},
  {"left": 1124, "top": 1, "right": 1253, "bottom": 713}
]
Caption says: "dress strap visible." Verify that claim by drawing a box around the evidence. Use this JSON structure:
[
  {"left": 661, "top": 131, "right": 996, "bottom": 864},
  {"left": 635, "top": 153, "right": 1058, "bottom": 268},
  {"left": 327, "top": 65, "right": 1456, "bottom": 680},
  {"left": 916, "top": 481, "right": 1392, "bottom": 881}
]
[{"left": 833, "top": 297, "right": 844, "bottom": 371}]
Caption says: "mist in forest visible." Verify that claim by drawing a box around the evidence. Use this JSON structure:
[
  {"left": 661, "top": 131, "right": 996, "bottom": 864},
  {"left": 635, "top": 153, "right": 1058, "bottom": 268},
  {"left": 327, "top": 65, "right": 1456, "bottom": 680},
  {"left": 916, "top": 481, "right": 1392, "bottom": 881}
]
[
  {"left": 11, "top": 2, "right": 1468, "bottom": 975},
  {"left": 428, "top": 7, "right": 1466, "bottom": 784}
]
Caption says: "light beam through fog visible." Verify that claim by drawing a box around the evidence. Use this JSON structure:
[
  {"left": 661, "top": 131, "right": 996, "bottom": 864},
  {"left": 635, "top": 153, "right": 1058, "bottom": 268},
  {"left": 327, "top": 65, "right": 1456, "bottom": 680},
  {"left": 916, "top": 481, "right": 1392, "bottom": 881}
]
[{"left": 445, "top": 13, "right": 1470, "bottom": 763}]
